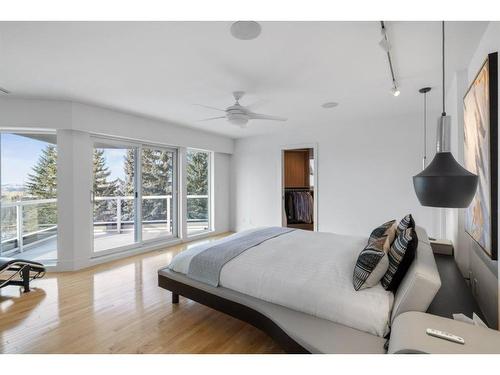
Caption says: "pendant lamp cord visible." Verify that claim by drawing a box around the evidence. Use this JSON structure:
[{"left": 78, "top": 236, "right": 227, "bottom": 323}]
[
  {"left": 442, "top": 21, "right": 446, "bottom": 116},
  {"left": 423, "top": 91, "right": 427, "bottom": 169}
]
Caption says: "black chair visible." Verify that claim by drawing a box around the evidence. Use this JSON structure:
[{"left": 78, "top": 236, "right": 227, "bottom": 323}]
[{"left": 0, "top": 257, "right": 46, "bottom": 292}]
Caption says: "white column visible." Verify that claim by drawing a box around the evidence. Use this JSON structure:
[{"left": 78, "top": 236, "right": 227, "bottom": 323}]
[{"left": 57, "top": 129, "right": 93, "bottom": 271}]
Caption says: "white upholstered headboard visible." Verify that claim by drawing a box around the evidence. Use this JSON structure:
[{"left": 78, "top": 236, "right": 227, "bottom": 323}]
[{"left": 391, "top": 226, "right": 441, "bottom": 322}]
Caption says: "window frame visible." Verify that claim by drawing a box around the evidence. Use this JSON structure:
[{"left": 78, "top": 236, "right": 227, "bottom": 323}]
[
  {"left": 185, "top": 148, "right": 213, "bottom": 238},
  {"left": 90, "top": 135, "right": 180, "bottom": 258},
  {"left": 0, "top": 129, "right": 59, "bottom": 262}
]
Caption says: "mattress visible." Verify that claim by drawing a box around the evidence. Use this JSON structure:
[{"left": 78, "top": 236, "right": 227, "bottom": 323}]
[{"left": 169, "top": 229, "right": 394, "bottom": 337}]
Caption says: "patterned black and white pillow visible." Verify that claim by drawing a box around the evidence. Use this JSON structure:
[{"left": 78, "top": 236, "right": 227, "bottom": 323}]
[
  {"left": 368, "top": 220, "right": 397, "bottom": 250},
  {"left": 353, "top": 236, "right": 389, "bottom": 291},
  {"left": 382, "top": 227, "right": 418, "bottom": 292},
  {"left": 396, "top": 214, "right": 415, "bottom": 236}
]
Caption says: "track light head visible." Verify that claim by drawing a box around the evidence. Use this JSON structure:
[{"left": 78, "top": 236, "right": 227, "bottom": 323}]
[
  {"left": 391, "top": 86, "right": 401, "bottom": 97},
  {"left": 378, "top": 38, "right": 391, "bottom": 52}
]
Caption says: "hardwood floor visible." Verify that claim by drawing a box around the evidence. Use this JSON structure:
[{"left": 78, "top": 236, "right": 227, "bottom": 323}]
[{"left": 0, "top": 234, "right": 283, "bottom": 354}]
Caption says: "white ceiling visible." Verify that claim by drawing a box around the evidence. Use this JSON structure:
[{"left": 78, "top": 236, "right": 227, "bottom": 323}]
[{"left": 0, "top": 21, "right": 488, "bottom": 138}]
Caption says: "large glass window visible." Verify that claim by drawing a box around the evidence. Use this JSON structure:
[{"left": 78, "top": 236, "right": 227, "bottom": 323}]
[
  {"left": 0, "top": 132, "right": 58, "bottom": 263},
  {"left": 186, "top": 149, "right": 211, "bottom": 236},
  {"left": 141, "top": 147, "right": 176, "bottom": 242},
  {"left": 92, "top": 138, "right": 178, "bottom": 255},
  {"left": 92, "top": 141, "right": 138, "bottom": 253}
]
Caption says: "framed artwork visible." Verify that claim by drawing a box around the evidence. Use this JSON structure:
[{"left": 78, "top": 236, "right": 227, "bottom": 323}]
[{"left": 463, "top": 52, "right": 498, "bottom": 260}]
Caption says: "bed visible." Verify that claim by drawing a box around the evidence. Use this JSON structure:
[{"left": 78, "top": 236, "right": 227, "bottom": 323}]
[{"left": 158, "top": 226, "right": 441, "bottom": 353}]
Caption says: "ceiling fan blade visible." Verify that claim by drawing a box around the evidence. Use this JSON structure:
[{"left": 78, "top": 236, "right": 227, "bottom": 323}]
[
  {"left": 247, "top": 112, "right": 287, "bottom": 121},
  {"left": 193, "top": 104, "right": 227, "bottom": 112},
  {"left": 198, "top": 116, "right": 226, "bottom": 122},
  {"left": 245, "top": 98, "right": 268, "bottom": 111}
]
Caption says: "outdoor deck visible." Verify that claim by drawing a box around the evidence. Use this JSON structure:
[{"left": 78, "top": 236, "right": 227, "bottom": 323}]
[
  {"left": 1, "top": 195, "right": 209, "bottom": 263},
  {"left": 2, "top": 221, "right": 209, "bottom": 262}
]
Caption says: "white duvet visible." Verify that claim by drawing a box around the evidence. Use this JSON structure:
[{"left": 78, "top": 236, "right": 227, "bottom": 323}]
[{"left": 169, "top": 229, "right": 394, "bottom": 337}]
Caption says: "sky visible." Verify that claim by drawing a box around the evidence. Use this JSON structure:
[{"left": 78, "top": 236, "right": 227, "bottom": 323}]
[
  {"left": 1, "top": 133, "right": 126, "bottom": 187},
  {"left": 1, "top": 133, "right": 47, "bottom": 186},
  {"left": 100, "top": 148, "right": 127, "bottom": 181}
]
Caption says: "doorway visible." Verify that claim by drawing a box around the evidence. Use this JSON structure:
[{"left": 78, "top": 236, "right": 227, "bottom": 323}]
[{"left": 281, "top": 146, "right": 317, "bottom": 231}]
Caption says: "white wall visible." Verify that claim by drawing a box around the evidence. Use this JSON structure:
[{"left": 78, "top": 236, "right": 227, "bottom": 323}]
[
  {"left": 0, "top": 97, "right": 234, "bottom": 270},
  {"left": 0, "top": 97, "right": 233, "bottom": 154},
  {"left": 232, "top": 113, "right": 441, "bottom": 238},
  {"left": 445, "top": 21, "right": 499, "bottom": 328}
]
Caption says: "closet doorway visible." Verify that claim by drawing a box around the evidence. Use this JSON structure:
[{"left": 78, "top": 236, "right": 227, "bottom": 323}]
[{"left": 281, "top": 145, "right": 317, "bottom": 231}]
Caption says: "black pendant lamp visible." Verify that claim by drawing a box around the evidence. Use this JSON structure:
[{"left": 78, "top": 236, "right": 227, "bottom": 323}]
[{"left": 413, "top": 22, "right": 478, "bottom": 208}]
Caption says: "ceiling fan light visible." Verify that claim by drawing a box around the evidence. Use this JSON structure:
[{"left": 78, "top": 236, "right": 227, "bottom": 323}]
[{"left": 228, "top": 113, "right": 248, "bottom": 126}]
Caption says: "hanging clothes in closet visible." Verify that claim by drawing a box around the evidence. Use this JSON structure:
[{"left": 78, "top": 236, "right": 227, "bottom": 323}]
[{"left": 285, "top": 190, "right": 314, "bottom": 224}]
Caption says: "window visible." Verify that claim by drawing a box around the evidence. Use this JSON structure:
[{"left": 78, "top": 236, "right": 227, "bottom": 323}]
[
  {"left": 92, "top": 138, "right": 178, "bottom": 255},
  {"left": 186, "top": 149, "right": 211, "bottom": 236},
  {"left": 92, "top": 141, "right": 138, "bottom": 253},
  {"left": 141, "top": 147, "right": 177, "bottom": 241},
  {"left": 0, "top": 132, "right": 58, "bottom": 263}
]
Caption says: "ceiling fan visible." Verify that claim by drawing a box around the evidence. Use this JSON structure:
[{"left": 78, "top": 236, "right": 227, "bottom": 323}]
[{"left": 196, "top": 91, "right": 287, "bottom": 128}]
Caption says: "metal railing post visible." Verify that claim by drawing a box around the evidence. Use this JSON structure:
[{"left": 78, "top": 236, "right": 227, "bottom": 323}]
[
  {"left": 167, "top": 196, "right": 171, "bottom": 231},
  {"left": 116, "top": 197, "right": 122, "bottom": 233},
  {"left": 16, "top": 202, "right": 24, "bottom": 253}
]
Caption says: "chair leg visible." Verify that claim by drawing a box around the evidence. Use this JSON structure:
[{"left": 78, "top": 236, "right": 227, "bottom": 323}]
[
  {"left": 21, "top": 266, "right": 30, "bottom": 293},
  {"left": 172, "top": 292, "right": 179, "bottom": 304}
]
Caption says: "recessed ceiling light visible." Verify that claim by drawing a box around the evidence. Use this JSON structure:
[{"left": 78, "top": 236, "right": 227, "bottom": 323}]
[
  {"left": 0, "top": 86, "right": 10, "bottom": 95},
  {"left": 321, "top": 102, "right": 339, "bottom": 108},
  {"left": 230, "top": 21, "right": 262, "bottom": 40}
]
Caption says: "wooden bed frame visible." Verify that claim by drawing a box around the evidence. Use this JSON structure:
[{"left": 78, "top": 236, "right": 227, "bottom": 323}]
[{"left": 158, "top": 273, "right": 309, "bottom": 353}]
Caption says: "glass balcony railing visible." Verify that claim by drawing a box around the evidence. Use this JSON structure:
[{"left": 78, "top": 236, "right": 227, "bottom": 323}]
[
  {"left": 1, "top": 198, "right": 57, "bottom": 257},
  {"left": 93, "top": 195, "right": 209, "bottom": 232},
  {"left": 0, "top": 195, "right": 209, "bottom": 259}
]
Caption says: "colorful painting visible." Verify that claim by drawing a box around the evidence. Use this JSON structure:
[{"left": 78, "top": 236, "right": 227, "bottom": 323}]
[{"left": 463, "top": 52, "right": 498, "bottom": 260}]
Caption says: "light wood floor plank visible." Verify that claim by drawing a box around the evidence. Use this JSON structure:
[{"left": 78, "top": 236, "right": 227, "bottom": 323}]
[{"left": 0, "top": 234, "right": 283, "bottom": 354}]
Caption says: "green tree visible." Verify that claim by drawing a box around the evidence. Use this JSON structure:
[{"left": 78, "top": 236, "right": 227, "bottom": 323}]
[
  {"left": 187, "top": 151, "right": 208, "bottom": 195},
  {"left": 26, "top": 145, "right": 57, "bottom": 199},
  {"left": 141, "top": 149, "right": 173, "bottom": 195},
  {"left": 24, "top": 145, "right": 58, "bottom": 233},
  {"left": 123, "top": 149, "right": 174, "bottom": 223},
  {"left": 186, "top": 150, "right": 208, "bottom": 220},
  {"left": 93, "top": 149, "right": 119, "bottom": 223},
  {"left": 93, "top": 149, "right": 118, "bottom": 196}
]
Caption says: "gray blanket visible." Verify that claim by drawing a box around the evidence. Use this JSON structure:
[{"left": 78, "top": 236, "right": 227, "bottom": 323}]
[{"left": 187, "top": 227, "right": 294, "bottom": 286}]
